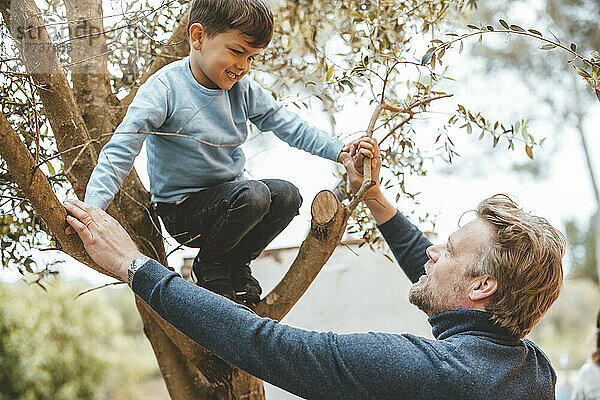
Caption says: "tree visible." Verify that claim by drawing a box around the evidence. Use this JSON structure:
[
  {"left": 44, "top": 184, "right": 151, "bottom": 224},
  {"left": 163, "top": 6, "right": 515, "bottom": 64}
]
[{"left": 0, "top": 0, "right": 597, "bottom": 398}]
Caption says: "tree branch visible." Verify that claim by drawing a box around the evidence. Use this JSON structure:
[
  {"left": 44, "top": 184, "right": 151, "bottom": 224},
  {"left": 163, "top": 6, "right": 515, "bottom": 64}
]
[
  {"left": 0, "top": 0, "right": 97, "bottom": 199},
  {"left": 120, "top": 6, "right": 190, "bottom": 114},
  {"left": 64, "top": 0, "right": 120, "bottom": 151},
  {"left": 256, "top": 191, "right": 350, "bottom": 320},
  {"left": 0, "top": 112, "right": 118, "bottom": 279},
  {"left": 379, "top": 94, "right": 453, "bottom": 145}
]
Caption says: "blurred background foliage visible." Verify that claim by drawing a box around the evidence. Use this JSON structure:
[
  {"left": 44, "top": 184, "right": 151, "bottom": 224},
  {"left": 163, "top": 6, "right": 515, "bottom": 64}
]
[
  {"left": 530, "top": 278, "right": 599, "bottom": 370},
  {"left": 0, "top": 279, "right": 162, "bottom": 400}
]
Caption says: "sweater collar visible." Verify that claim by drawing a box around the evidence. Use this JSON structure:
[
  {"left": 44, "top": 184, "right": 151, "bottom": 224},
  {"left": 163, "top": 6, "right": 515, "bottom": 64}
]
[
  {"left": 183, "top": 56, "right": 226, "bottom": 95},
  {"left": 429, "top": 310, "right": 519, "bottom": 342}
]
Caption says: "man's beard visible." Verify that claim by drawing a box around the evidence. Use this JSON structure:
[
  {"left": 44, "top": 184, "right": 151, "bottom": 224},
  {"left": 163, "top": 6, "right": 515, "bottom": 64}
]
[
  {"left": 408, "top": 277, "right": 466, "bottom": 317},
  {"left": 408, "top": 280, "right": 442, "bottom": 316}
]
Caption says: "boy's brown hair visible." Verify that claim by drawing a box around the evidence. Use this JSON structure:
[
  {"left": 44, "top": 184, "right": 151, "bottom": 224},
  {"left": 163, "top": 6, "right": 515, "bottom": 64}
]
[
  {"left": 187, "top": 0, "right": 274, "bottom": 48},
  {"left": 468, "top": 194, "right": 565, "bottom": 338}
]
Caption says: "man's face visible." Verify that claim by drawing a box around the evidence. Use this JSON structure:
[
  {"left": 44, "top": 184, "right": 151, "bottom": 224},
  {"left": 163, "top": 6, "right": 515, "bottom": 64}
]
[
  {"left": 189, "top": 26, "right": 263, "bottom": 90},
  {"left": 409, "top": 218, "right": 492, "bottom": 316}
]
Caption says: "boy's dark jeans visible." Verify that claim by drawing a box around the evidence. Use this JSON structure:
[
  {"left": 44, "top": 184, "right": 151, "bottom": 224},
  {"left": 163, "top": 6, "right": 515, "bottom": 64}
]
[{"left": 155, "top": 179, "right": 303, "bottom": 266}]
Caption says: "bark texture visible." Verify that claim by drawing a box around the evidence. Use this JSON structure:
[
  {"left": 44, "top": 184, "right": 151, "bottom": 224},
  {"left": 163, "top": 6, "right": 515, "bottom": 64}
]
[
  {"left": 0, "top": 113, "right": 117, "bottom": 278},
  {"left": 64, "top": 0, "right": 120, "bottom": 150}
]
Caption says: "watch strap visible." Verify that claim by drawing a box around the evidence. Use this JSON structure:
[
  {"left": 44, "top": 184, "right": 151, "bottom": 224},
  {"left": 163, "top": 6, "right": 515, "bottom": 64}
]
[{"left": 127, "top": 255, "right": 150, "bottom": 287}]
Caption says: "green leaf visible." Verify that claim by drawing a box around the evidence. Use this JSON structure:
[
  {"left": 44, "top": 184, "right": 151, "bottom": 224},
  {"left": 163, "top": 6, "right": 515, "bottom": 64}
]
[
  {"left": 570, "top": 43, "right": 577, "bottom": 51},
  {"left": 499, "top": 19, "right": 509, "bottom": 29},
  {"left": 577, "top": 67, "right": 591, "bottom": 78},
  {"left": 421, "top": 48, "right": 435, "bottom": 65},
  {"left": 326, "top": 64, "right": 334, "bottom": 81},
  {"left": 510, "top": 25, "right": 525, "bottom": 32},
  {"left": 304, "top": 81, "right": 316, "bottom": 87},
  {"left": 493, "top": 136, "right": 499, "bottom": 147},
  {"left": 45, "top": 161, "right": 55, "bottom": 176},
  {"left": 24, "top": 256, "right": 34, "bottom": 273},
  {"left": 467, "top": 24, "right": 479, "bottom": 30},
  {"left": 528, "top": 29, "right": 542, "bottom": 36},
  {"left": 486, "top": 26, "right": 494, "bottom": 31},
  {"left": 540, "top": 44, "right": 557, "bottom": 50},
  {"left": 525, "top": 145, "right": 534, "bottom": 159},
  {"left": 595, "top": 89, "right": 600, "bottom": 102}
]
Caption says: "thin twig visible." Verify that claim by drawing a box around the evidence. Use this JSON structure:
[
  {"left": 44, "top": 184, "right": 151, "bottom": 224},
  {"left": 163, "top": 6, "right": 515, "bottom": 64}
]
[
  {"left": 75, "top": 281, "right": 126, "bottom": 298},
  {"left": 165, "top": 232, "right": 203, "bottom": 258},
  {"left": 379, "top": 94, "right": 453, "bottom": 144}
]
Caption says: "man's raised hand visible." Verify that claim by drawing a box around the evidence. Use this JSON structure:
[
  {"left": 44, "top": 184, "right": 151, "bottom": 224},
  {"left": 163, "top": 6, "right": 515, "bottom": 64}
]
[{"left": 340, "top": 136, "right": 381, "bottom": 194}]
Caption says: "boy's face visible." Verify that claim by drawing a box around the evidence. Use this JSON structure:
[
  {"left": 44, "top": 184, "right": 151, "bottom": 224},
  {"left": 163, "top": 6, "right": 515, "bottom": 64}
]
[{"left": 189, "top": 25, "right": 264, "bottom": 90}]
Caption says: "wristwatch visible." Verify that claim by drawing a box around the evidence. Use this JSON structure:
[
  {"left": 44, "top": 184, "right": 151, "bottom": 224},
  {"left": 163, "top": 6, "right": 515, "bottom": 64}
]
[{"left": 127, "top": 255, "right": 150, "bottom": 286}]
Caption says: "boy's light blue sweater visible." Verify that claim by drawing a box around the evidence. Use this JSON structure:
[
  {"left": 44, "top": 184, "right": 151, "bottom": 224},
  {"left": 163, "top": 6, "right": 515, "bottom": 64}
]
[{"left": 84, "top": 57, "right": 344, "bottom": 209}]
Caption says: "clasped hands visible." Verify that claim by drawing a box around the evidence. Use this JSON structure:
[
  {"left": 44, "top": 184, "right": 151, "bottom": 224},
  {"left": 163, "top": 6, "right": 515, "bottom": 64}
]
[{"left": 340, "top": 136, "right": 381, "bottom": 195}]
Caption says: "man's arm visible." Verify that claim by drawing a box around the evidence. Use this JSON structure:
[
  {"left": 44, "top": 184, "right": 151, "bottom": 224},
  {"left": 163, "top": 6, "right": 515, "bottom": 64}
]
[
  {"left": 340, "top": 138, "right": 431, "bottom": 282},
  {"left": 63, "top": 199, "right": 444, "bottom": 399}
]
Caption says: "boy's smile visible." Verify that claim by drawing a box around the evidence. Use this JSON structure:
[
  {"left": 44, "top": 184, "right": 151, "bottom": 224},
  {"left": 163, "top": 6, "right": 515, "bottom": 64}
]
[{"left": 189, "top": 25, "right": 264, "bottom": 90}]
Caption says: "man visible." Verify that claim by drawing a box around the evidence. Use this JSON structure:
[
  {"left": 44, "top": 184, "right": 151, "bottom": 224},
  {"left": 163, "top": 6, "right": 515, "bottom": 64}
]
[{"left": 64, "top": 138, "right": 564, "bottom": 399}]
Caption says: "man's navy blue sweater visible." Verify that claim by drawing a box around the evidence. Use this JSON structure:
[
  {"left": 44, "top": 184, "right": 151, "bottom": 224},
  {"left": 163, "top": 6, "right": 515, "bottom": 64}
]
[{"left": 132, "top": 211, "right": 556, "bottom": 399}]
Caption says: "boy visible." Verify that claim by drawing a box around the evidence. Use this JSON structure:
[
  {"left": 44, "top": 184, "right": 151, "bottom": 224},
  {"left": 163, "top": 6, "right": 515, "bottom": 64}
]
[{"left": 84, "top": 0, "right": 345, "bottom": 307}]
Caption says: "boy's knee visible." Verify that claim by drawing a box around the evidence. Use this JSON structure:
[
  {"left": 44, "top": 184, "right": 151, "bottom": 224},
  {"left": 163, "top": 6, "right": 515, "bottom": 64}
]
[
  {"left": 234, "top": 181, "right": 271, "bottom": 216},
  {"left": 270, "top": 180, "right": 303, "bottom": 214}
]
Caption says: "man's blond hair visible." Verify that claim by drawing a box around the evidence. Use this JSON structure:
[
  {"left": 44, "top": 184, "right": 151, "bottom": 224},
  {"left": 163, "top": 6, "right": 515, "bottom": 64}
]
[{"left": 470, "top": 194, "right": 565, "bottom": 338}]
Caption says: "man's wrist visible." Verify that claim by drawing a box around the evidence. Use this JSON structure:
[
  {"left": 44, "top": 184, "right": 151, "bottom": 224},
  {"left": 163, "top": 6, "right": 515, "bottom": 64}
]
[
  {"left": 124, "top": 253, "right": 148, "bottom": 285},
  {"left": 363, "top": 186, "right": 383, "bottom": 202}
]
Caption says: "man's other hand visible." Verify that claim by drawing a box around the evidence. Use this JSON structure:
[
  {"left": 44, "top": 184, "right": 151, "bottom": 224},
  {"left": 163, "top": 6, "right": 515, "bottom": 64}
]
[{"left": 64, "top": 198, "right": 144, "bottom": 281}]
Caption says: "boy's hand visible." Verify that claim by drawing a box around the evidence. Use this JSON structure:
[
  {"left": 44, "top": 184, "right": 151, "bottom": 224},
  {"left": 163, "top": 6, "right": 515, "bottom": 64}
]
[
  {"left": 340, "top": 137, "right": 381, "bottom": 194},
  {"left": 64, "top": 198, "right": 144, "bottom": 281}
]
